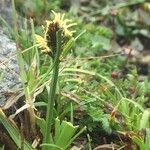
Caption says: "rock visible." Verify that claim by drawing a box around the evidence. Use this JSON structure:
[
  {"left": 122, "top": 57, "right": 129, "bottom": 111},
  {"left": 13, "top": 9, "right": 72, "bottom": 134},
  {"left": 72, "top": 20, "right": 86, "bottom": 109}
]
[
  {"left": 0, "top": 29, "right": 21, "bottom": 106},
  {"left": 0, "top": 0, "right": 23, "bottom": 28},
  {"left": 0, "top": 0, "right": 14, "bottom": 26}
]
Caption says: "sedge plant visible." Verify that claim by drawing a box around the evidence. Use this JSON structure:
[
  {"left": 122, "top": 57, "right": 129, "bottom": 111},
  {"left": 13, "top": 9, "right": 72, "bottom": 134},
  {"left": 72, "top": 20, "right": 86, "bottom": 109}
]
[
  {"left": 35, "top": 11, "right": 85, "bottom": 149},
  {"left": 0, "top": 8, "right": 85, "bottom": 149}
]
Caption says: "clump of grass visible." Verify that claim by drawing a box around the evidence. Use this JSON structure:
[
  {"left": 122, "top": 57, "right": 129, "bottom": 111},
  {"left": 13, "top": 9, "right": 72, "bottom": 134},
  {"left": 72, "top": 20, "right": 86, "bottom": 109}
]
[{"left": 0, "top": 1, "right": 85, "bottom": 148}]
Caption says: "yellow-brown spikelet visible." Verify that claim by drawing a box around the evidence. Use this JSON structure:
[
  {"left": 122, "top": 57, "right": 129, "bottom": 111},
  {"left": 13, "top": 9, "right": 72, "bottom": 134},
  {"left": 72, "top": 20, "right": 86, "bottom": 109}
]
[{"left": 35, "top": 10, "right": 76, "bottom": 56}]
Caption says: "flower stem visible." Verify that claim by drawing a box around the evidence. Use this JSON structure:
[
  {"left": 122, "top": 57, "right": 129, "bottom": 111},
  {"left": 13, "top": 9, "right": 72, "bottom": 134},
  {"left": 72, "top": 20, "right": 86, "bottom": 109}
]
[{"left": 43, "top": 30, "right": 62, "bottom": 148}]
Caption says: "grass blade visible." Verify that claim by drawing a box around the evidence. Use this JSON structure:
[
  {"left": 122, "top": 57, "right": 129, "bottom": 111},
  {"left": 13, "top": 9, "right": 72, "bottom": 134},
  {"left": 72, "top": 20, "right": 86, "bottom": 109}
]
[{"left": 0, "top": 109, "right": 34, "bottom": 150}]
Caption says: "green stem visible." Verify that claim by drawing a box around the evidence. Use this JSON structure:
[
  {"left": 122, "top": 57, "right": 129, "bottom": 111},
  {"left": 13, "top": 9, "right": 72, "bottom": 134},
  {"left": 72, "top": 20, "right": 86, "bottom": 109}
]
[{"left": 43, "top": 30, "right": 62, "bottom": 148}]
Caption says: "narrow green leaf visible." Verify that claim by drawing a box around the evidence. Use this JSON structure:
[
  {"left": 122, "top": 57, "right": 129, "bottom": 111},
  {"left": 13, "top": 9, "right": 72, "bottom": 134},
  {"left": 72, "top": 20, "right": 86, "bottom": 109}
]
[
  {"left": 145, "top": 128, "right": 150, "bottom": 149},
  {"left": 60, "top": 38, "right": 75, "bottom": 60},
  {"left": 0, "top": 109, "right": 33, "bottom": 150},
  {"left": 140, "top": 110, "right": 150, "bottom": 129},
  {"left": 132, "top": 136, "right": 145, "bottom": 150}
]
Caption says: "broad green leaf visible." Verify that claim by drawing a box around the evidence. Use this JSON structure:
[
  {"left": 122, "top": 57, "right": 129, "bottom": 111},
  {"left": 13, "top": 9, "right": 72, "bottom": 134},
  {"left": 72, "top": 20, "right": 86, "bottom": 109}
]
[
  {"left": 36, "top": 116, "right": 46, "bottom": 137},
  {"left": 54, "top": 118, "right": 61, "bottom": 142},
  {"left": 41, "top": 143, "right": 63, "bottom": 150},
  {"left": 55, "top": 120, "right": 79, "bottom": 148}
]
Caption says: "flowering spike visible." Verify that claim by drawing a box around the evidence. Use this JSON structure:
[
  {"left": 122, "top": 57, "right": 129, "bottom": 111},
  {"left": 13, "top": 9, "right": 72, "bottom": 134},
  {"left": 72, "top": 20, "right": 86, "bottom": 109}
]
[
  {"left": 35, "top": 10, "right": 76, "bottom": 56},
  {"left": 35, "top": 34, "right": 50, "bottom": 53}
]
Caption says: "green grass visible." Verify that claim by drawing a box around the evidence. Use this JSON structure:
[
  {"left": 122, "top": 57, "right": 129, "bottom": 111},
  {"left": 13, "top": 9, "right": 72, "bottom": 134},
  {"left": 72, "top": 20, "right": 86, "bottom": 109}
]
[{"left": 0, "top": 0, "right": 150, "bottom": 149}]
